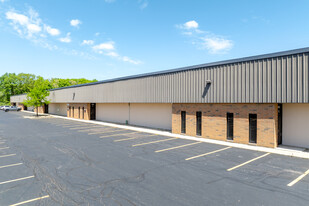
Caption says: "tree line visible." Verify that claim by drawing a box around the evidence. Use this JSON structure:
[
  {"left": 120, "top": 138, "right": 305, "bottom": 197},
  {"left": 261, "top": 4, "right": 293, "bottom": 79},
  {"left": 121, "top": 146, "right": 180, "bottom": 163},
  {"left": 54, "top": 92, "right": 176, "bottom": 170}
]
[{"left": 0, "top": 73, "right": 97, "bottom": 106}]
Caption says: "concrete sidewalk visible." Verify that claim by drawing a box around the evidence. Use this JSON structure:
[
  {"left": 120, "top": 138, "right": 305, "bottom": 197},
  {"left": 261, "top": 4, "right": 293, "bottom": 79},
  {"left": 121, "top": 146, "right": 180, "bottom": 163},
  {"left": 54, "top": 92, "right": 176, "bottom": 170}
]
[{"left": 22, "top": 111, "right": 309, "bottom": 159}]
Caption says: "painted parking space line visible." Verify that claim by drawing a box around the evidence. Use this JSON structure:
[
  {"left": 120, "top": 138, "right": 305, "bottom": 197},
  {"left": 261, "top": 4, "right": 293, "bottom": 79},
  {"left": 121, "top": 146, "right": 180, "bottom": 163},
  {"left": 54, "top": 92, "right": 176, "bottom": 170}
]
[
  {"left": 88, "top": 129, "right": 123, "bottom": 135},
  {"left": 0, "top": 175, "right": 34, "bottom": 185},
  {"left": 114, "top": 134, "right": 158, "bottom": 142},
  {"left": 10, "top": 195, "right": 49, "bottom": 206},
  {"left": 0, "top": 163, "right": 23, "bottom": 169},
  {"left": 0, "top": 147, "right": 9, "bottom": 150},
  {"left": 69, "top": 126, "right": 102, "bottom": 130},
  {"left": 0, "top": 154, "right": 16, "bottom": 158},
  {"left": 100, "top": 131, "right": 139, "bottom": 138},
  {"left": 227, "top": 153, "right": 270, "bottom": 171},
  {"left": 155, "top": 142, "right": 202, "bottom": 153},
  {"left": 287, "top": 169, "right": 309, "bottom": 187},
  {"left": 185, "top": 147, "right": 232, "bottom": 161},
  {"left": 132, "top": 138, "right": 177, "bottom": 147},
  {"left": 77, "top": 127, "right": 106, "bottom": 132},
  {"left": 0, "top": 142, "right": 5, "bottom": 145}
]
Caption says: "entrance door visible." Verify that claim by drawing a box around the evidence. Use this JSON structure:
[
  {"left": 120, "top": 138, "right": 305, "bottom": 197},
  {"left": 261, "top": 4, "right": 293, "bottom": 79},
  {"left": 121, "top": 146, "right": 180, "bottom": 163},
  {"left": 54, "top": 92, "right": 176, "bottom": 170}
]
[
  {"left": 24, "top": 106, "right": 27, "bottom": 110},
  {"left": 90, "top": 103, "right": 96, "bottom": 120},
  {"left": 227, "top": 113, "right": 234, "bottom": 140},
  {"left": 196, "top": 111, "right": 202, "bottom": 136},
  {"left": 278, "top": 104, "right": 282, "bottom": 145},
  {"left": 249, "top": 114, "right": 257, "bottom": 143},
  {"left": 181, "top": 111, "right": 186, "bottom": 134},
  {"left": 44, "top": 104, "right": 49, "bottom": 113}
]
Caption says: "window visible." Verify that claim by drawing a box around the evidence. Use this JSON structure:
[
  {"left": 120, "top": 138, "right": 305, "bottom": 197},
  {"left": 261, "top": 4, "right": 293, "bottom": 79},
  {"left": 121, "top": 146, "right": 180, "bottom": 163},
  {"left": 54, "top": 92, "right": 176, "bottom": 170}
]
[
  {"left": 82, "top": 107, "right": 84, "bottom": 119},
  {"left": 227, "top": 113, "right": 234, "bottom": 140},
  {"left": 78, "top": 107, "right": 80, "bottom": 119},
  {"left": 249, "top": 114, "right": 257, "bottom": 143},
  {"left": 181, "top": 111, "right": 186, "bottom": 134},
  {"left": 69, "top": 106, "right": 71, "bottom": 117},
  {"left": 72, "top": 107, "right": 74, "bottom": 118},
  {"left": 196, "top": 111, "right": 202, "bottom": 136}
]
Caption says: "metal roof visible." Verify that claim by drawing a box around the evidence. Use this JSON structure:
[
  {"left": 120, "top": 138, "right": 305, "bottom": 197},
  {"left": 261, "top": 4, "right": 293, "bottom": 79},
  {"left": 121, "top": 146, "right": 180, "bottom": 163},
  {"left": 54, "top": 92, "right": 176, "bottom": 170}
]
[{"left": 12, "top": 46, "right": 309, "bottom": 96}]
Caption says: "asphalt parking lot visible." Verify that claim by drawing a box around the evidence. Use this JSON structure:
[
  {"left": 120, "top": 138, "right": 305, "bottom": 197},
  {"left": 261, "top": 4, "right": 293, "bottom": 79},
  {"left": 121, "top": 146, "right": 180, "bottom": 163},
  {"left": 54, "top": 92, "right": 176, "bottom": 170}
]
[{"left": 0, "top": 112, "right": 308, "bottom": 205}]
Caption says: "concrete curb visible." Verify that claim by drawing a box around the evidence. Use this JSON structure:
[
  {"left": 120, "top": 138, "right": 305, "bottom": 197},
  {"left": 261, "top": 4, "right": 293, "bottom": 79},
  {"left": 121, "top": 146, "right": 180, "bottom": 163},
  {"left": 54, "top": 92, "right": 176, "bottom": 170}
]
[{"left": 22, "top": 110, "right": 309, "bottom": 159}]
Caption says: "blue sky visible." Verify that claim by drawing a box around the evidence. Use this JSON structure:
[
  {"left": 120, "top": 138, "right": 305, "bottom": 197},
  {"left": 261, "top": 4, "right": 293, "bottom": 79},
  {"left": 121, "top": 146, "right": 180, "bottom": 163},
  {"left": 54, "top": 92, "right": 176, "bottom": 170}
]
[{"left": 1, "top": 0, "right": 309, "bottom": 80}]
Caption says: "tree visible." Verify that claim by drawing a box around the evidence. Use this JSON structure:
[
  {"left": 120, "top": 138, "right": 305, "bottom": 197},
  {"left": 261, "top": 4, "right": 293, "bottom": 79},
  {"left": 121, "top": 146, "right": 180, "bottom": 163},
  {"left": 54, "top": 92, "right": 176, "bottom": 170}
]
[{"left": 23, "top": 77, "right": 50, "bottom": 116}]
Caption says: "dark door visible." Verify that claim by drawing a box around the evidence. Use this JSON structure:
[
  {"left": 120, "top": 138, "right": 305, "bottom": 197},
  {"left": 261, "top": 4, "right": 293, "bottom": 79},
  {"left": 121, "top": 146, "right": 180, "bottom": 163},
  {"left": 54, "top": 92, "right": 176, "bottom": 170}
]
[
  {"left": 196, "top": 111, "right": 202, "bottom": 136},
  {"left": 44, "top": 104, "right": 48, "bottom": 113},
  {"left": 278, "top": 104, "right": 282, "bottom": 145},
  {"left": 24, "top": 106, "right": 27, "bottom": 110},
  {"left": 249, "top": 114, "right": 257, "bottom": 143},
  {"left": 90, "top": 103, "right": 96, "bottom": 120},
  {"left": 181, "top": 111, "right": 186, "bottom": 134},
  {"left": 227, "top": 113, "right": 234, "bottom": 140}
]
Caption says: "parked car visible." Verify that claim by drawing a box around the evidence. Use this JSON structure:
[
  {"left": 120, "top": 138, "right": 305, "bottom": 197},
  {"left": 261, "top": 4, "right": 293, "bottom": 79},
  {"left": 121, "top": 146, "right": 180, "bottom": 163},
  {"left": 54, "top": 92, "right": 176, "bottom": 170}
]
[
  {"left": 1, "top": 106, "right": 11, "bottom": 111},
  {"left": 4, "top": 106, "right": 21, "bottom": 112}
]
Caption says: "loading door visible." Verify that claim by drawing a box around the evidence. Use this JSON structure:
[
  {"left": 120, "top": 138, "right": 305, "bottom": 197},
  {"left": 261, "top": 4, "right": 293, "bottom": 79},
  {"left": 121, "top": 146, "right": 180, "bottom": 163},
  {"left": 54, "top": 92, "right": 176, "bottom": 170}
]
[
  {"left": 282, "top": 104, "right": 309, "bottom": 148},
  {"left": 90, "top": 103, "right": 96, "bottom": 120},
  {"left": 249, "top": 114, "right": 257, "bottom": 143}
]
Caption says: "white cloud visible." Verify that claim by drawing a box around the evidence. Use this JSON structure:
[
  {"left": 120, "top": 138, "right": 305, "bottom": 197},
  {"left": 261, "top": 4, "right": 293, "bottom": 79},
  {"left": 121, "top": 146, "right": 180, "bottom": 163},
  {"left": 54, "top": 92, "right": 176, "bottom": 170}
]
[
  {"left": 0, "top": 0, "right": 9, "bottom": 3},
  {"left": 105, "top": 0, "right": 116, "bottom": 2},
  {"left": 6, "top": 12, "right": 29, "bottom": 25},
  {"left": 92, "top": 41, "right": 115, "bottom": 50},
  {"left": 45, "top": 25, "right": 60, "bottom": 36},
  {"left": 70, "top": 19, "right": 81, "bottom": 27},
  {"left": 177, "top": 20, "right": 233, "bottom": 54},
  {"left": 202, "top": 37, "right": 233, "bottom": 53},
  {"left": 95, "top": 32, "right": 100, "bottom": 36},
  {"left": 92, "top": 41, "right": 141, "bottom": 64},
  {"left": 106, "top": 51, "right": 119, "bottom": 57},
  {"left": 59, "top": 32, "right": 71, "bottom": 43},
  {"left": 183, "top": 20, "right": 198, "bottom": 29},
  {"left": 122, "top": 56, "right": 142, "bottom": 65},
  {"left": 5, "top": 10, "right": 42, "bottom": 37},
  {"left": 27, "top": 23, "right": 41, "bottom": 33},
  {"left": 82, "top": 40, "right": 94, "bottom": 45}
]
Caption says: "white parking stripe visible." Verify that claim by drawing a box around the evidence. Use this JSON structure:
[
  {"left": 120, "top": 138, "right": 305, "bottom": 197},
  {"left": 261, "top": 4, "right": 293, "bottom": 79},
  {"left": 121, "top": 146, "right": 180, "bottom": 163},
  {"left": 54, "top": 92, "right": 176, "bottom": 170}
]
[
  {"left": 10, "top": 195, "right": 49, "bottom": 206},
  {"left": 155, "top": 142, "right": 202, "bottom": 153},
  {"left": 185, "top": 147, "right": 232, "bottom": 161},
  {"left": 114, "top": 134, "right": 157, "bottom": 142},
  {"left": 0, "top": 147, "right": 9, "bottom": 150},
  {"left": 0, "top": 163, "right": 23, "bottom": 169},
  {"left": 0, "top": 175, "right": 34, "bottom": 185},
  {"left": 227, "top": 153, "right": 270, "bottom": 171},
  {"left": 132, "top": 138, "right": 177, "bottom": 147},
  {"left": 0, "top": 154, "right": 16, "bottom": 158},
  {"left": 100, "top": 131, "right": 139, "bottom": 138},
  {"left": 287, "top": 169, "right": 309, "bottom": 187}
]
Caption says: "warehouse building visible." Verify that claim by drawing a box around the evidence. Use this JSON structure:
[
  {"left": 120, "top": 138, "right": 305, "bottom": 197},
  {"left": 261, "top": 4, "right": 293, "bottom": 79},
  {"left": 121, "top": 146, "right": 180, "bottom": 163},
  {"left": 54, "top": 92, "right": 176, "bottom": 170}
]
[{"left": 11, "top": 47, "right": 309, "bottom": 149}]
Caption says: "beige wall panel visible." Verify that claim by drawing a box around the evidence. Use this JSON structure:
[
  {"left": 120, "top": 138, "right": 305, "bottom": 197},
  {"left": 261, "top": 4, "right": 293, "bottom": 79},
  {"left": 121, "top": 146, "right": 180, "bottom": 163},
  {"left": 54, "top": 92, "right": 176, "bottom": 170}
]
[
  {"left": 49, "top": 103, "right": 67, "bottom": 116},
  {"left": 96, "top": 103, "right": 129, "bottom": 124},
  {"left": 282, "top": 104, "right": 309, "bottom": 148},
  {"left": 130, "top": 103, "right": 172, "bottom": 130}
]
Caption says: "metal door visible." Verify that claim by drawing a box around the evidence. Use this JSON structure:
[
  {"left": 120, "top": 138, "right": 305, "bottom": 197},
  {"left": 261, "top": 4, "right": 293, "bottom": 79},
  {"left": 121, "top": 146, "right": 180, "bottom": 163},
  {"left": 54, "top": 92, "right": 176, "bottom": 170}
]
[
  {"left": 196, "top": 111, "right": 202, "bottom": 136},
  {"left": 90, "top": 103, "right": 96, "bottom": 120},
  {"left": 181, "top": 111, "right": 186, "bottom": 134},
  {"left": 249, "top": 114, "right": 257, "bottom": 143},
  {"left": 227, "top": 113, "right": 234, "bottom": 140}
]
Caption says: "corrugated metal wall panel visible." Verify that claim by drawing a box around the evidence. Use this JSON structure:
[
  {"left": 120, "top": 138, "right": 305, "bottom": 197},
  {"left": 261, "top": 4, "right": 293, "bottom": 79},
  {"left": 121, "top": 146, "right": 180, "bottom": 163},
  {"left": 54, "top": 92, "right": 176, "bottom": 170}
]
[{"left": 11, "top": 52, "right": 309, "bottom": 104}]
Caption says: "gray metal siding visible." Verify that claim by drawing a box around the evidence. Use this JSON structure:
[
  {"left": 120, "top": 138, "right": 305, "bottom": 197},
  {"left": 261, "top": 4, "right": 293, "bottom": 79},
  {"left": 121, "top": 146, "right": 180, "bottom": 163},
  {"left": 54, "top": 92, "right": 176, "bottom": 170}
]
[{"left": 10, "top": 52, "right": 309, "bottom": 104}]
